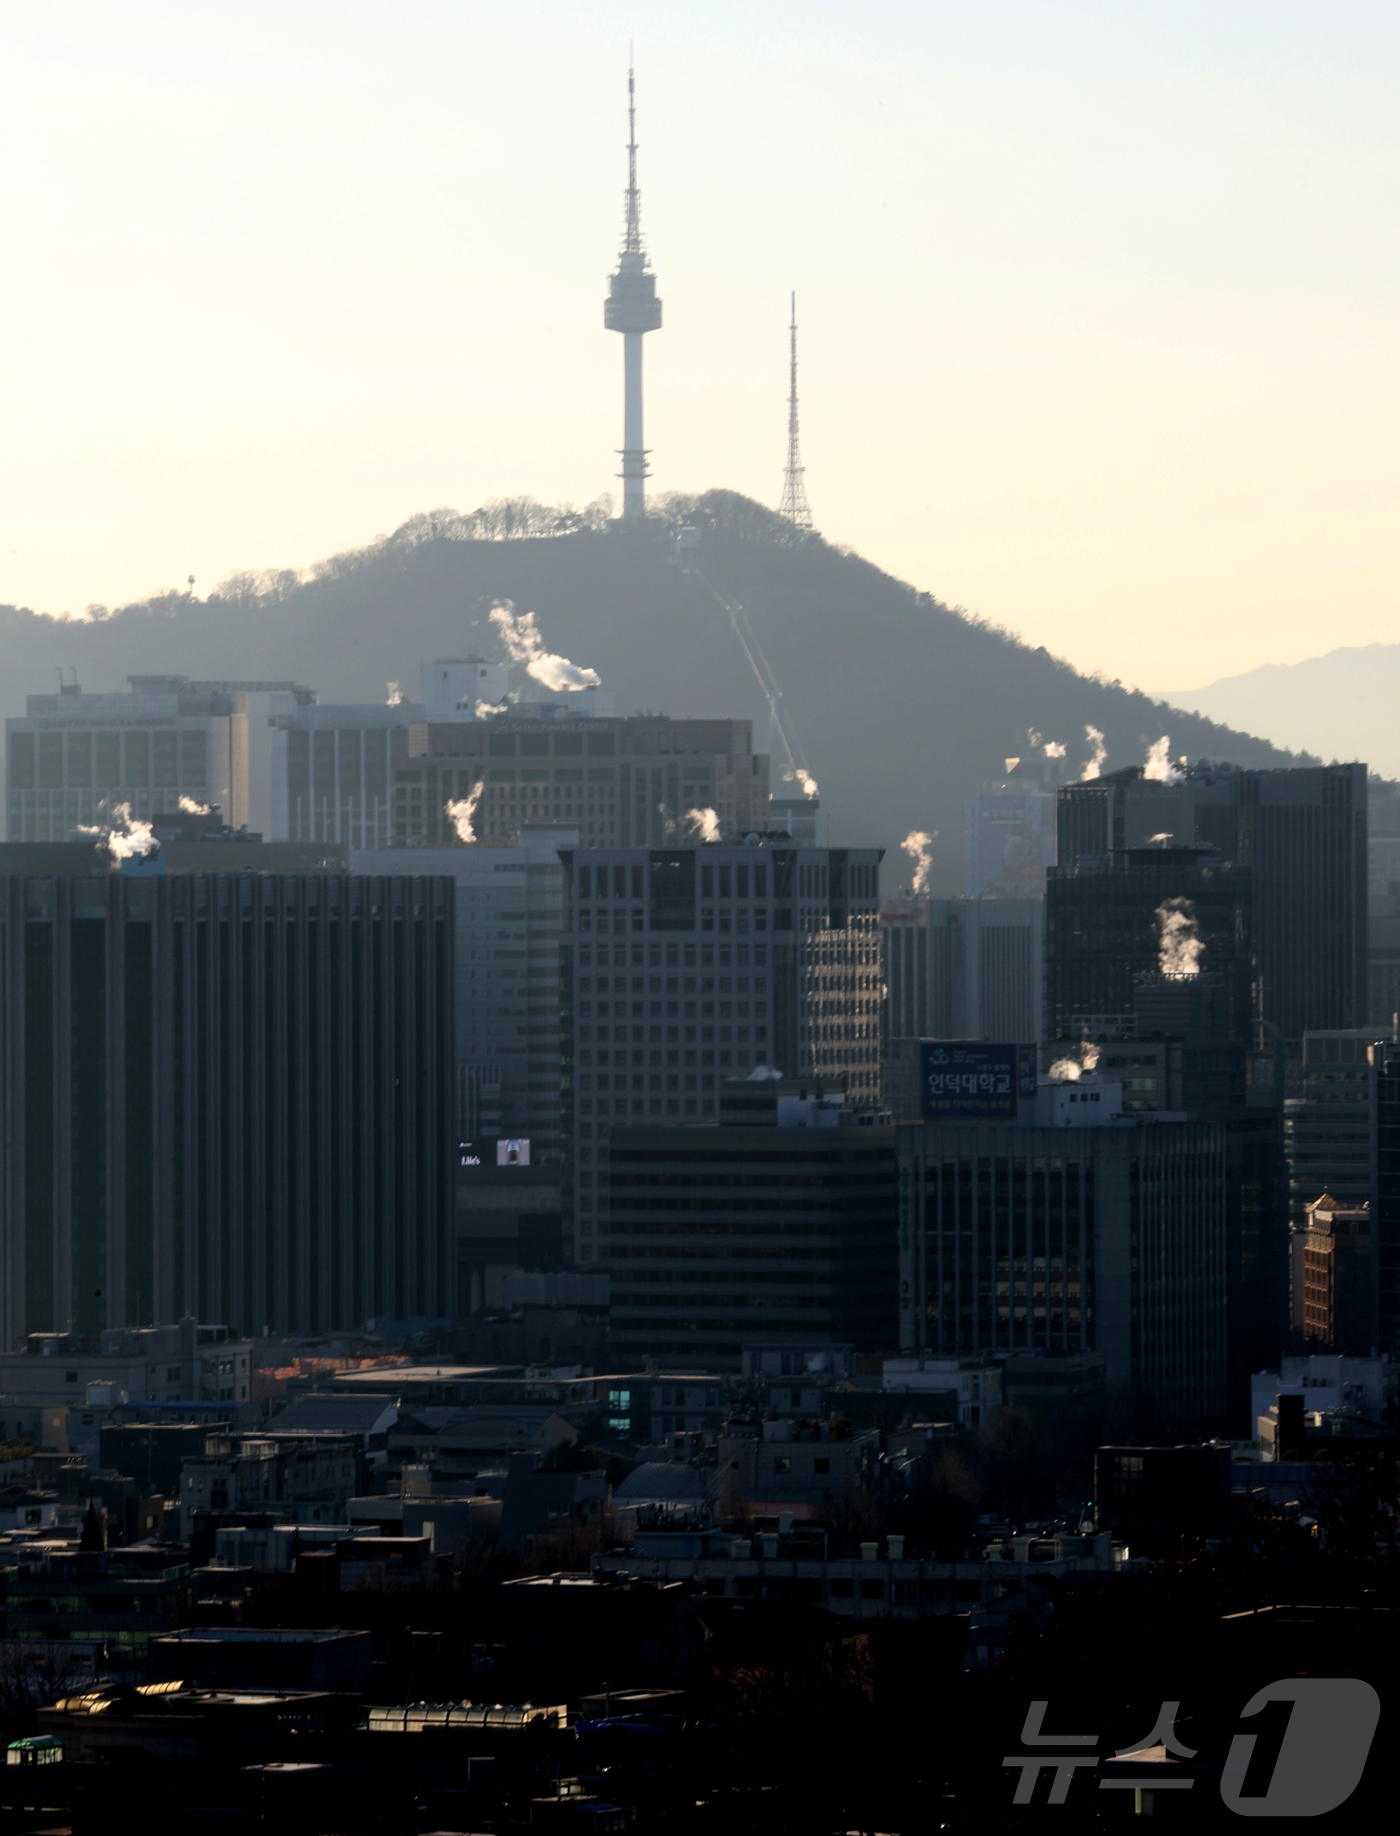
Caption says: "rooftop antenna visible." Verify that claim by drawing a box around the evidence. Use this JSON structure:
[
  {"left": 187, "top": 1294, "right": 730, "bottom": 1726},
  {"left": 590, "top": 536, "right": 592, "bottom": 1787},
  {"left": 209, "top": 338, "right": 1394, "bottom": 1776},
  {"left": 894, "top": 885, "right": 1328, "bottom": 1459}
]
[{"left": 778, "top": 292, "right": 814, "bottom": 530}]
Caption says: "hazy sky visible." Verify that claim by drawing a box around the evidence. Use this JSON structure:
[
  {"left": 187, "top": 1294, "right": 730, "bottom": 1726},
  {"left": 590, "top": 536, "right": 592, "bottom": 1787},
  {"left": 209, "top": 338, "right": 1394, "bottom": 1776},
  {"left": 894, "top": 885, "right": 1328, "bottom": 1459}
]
[{"left": 1, "top": 2, "right": 1396, "bottom": 691}]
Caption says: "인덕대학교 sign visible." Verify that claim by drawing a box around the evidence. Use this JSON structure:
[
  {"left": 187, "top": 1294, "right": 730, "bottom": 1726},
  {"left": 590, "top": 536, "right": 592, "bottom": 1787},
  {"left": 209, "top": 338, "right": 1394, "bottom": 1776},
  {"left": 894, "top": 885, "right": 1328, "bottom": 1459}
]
[{"left": 920, "top": 1042, "right": 1037, "bottom": 1120}]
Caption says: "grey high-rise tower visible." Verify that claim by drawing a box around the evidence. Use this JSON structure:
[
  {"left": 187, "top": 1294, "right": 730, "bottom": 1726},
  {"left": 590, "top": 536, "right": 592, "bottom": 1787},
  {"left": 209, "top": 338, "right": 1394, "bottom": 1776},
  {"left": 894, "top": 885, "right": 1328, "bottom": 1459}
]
[{"left": 603, "top": 66, "right": 662, "bottom": 522}]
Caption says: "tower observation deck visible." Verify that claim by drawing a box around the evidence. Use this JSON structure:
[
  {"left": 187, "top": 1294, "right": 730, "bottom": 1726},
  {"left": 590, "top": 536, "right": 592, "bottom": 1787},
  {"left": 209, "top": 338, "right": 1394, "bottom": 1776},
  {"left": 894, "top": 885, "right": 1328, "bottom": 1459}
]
[{"left": 603, "top": 66, "right": 662, "bottom": 522}]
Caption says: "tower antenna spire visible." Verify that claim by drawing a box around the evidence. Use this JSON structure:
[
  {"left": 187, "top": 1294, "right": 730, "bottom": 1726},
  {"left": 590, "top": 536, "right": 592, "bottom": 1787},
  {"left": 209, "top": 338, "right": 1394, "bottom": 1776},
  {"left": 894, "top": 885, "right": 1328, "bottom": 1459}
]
[
  {"left": 778, "top": 292, "right": 814, "bottom": 530},
  {"left": 604, "top": 60, "right": 662, "bottom": 523},
  {"left": 624, "top": 59, "right": 641, "bottom": 254}
]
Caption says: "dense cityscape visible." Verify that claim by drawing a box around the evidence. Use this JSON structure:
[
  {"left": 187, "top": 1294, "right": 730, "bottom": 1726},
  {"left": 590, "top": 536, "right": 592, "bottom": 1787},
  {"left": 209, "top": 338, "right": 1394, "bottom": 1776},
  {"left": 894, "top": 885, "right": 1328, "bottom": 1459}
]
[{"left": 0, "top": 21, "right": 1396, "bottom": 1836}]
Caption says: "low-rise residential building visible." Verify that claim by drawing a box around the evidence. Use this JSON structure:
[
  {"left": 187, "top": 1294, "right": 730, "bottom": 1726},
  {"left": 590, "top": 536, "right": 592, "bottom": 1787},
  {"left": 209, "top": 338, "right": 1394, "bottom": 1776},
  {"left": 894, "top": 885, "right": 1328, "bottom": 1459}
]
[
  {"left": 1292, "top": 1193, "right": 1374, "bottom": 1353},
  {"left": 0, "top": 1321, "right": 253, "bottom": 1410},
  {"left": 5, "top": 1545, "right": 193, "bottom": 1663},
  {"left": 0, "top": 1486, "right": 58, "bottom": 1532},
  {"left": 497, "top": 1451, "right": 609, "bottom": 1556},
  {"left": 177, "top": 1434, "right": 359, "bottom": 1537},
  {"left": 1094, "top": 1444, "right": 1232, "bottom": 1556},
  {"left": 649, "top": 1376, "right": 729, "bottom": 1440},
  {"left": 149, "top": 1626, "right": 372, "bottom": 1693},
  {"left": 591, "top": 1527, "right": 1115, "bottom": 1619},
  {"left": 265, "top": 1393, "right": 400, "bottom": 1457},
  {"left": 717, "top": 1420, "right": 878, "bottom": 1521},
  {"left": 882, "top": 1356, "right": 1004, "bottom": 1429},
  {"left": 1249, "top": 1354, "right": 1398, "bottom": 1431}
]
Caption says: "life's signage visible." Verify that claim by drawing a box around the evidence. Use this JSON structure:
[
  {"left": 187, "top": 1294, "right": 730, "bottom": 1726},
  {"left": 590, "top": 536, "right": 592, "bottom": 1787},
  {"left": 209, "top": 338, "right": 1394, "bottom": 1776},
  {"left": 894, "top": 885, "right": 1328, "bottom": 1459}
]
[{"left": 919, "top": 1042, "right": 1036, "bottom": 1120}]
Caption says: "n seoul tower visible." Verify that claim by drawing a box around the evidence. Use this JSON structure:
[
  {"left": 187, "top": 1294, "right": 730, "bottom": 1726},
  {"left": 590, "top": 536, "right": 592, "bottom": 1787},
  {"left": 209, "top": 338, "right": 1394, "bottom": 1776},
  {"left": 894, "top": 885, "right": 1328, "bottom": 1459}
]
[{"left": 603, "top": 66, "right": 662, "bottom": 523}]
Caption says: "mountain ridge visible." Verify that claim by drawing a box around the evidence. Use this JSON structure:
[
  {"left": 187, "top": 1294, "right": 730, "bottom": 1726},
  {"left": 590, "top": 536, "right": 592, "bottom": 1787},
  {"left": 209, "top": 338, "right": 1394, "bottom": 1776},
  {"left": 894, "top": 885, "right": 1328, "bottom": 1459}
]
[
  {"left": 1158, "top": 641, "right": 1400, "bottom": 778},
  {"left": 0, "top": 491, "right": 1320, "bottom": 893}
]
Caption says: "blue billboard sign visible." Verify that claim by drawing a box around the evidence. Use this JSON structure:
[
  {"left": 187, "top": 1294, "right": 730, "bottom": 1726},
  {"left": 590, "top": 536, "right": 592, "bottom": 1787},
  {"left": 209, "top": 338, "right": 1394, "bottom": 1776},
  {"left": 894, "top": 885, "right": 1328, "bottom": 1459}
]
[{"left": 919, "top": 1042, "right": 1037, "bottom": 1121}]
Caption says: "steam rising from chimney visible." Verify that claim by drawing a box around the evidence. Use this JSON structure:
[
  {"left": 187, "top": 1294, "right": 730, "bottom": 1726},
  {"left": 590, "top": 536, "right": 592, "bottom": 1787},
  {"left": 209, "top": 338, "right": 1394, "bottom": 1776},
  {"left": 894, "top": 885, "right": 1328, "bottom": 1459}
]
[
  {"left": 783, "top": 766, "right": 819, "bottom": 799},
  {"left": 1144, "top": 735, "right": 1184, "bottom": 784},
  {"left": 1043, "top": 740, "right": 1067, "bottom": 759},
  {"left": 178, "top": 795, "right": 212, "bottom": 815},
  {"left": 1080, "top": 726, "right": 1107, "bottom": 781},
  {"left": 76, "top": 802, "right": 158, "bottom": 861},
  {"left": 1156, "top": 898, "right": 1203, "bottom": 976},
  {"left": 1047, "top": 1040, "right": 1101, "bottom": 1082},
  {"left": 901, "top": 830, "right": 937, "bottom": 896},
  {"left": 474, "top": 699, "right": 504, "bottom": 719},
  {"left": 685, "top": 807, "right": 721, "bottom": 842},
  {"left": 445, "top": 783, "right": 485, "bottom": 845},
  {"left": 489, "top": 601, "right": 601, "bottom": 693}
]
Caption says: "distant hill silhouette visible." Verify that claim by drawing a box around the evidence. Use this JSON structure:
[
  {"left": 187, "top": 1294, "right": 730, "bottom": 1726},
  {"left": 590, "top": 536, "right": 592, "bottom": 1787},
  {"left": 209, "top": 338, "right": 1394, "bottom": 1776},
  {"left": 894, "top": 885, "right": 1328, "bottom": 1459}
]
[
  {"left": 0, "top": 490, "right": 1314, "bottom": 894},
  {"left": 1160, "top": 642, "right": 1400, "bottom": 781}
]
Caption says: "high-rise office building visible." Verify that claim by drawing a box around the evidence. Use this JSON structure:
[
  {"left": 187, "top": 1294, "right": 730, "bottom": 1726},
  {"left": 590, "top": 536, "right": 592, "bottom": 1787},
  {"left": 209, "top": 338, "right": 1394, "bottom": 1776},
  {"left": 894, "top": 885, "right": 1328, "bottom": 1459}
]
[
  {"left": 897, "top": 1117, "right": 1228, "bottom": 1431},
  {"left": 353, "top": 837, "right": 568, "bottom": 1164},
  {"left": 1370, "top": 1046, "right": 1400, "bottom": 1358},
  {"left": 1366, "top": 779, "right": 1400, "bottom": 1026},
  {"left": 267, "top": 659, "right": 519, "bottom": 847},
  {"left": 0, "top": 866, "right": 453, "bottom": 1345},
  {"left": 609, "top": 1081, "right": 896, "bottom": 1370},
  {"left": 1056, "top": 763, "right": 1368, "bottom": 1044},
  {"left": 1283, "top": 1029, "right": 1394, "bottom": 1229},
  {"left": 1292, "top": 1192, "right": 1373, "bottom": 1355},
  {"left": 7, "top": 676, "right": 313, "bottom": 842},
  {"left": 562, "top": 838, "right": 883, "bottom": 1263},
  {"left": 269, "top": 700, "right": 416, "bottom": 848},
  {"left": 390, "top": 713, "right": 769, "bottom": 852},
  {"left": 1055, "top": 766, "right": 1200, "bottom": 865},
  {"left": 1045, "top": 847, "right": 1253, "bottom": 1044},
  {"left": 962, "top": 790, "right": 1055, "bottom": 898},
  {"left": 1193, "top": 765, "right": 1368, "bottom": 1044},
  {"left": 883, "top": 896, "right": 1043, "bottom": 1046}
]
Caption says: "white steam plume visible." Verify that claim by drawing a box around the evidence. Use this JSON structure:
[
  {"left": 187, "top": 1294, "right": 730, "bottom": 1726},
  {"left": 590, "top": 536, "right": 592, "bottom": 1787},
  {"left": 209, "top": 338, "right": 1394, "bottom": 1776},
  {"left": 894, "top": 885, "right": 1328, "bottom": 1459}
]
[
  {"left": 386, "top": 681, "right": 404, "bottom": 706},
  {"left": 1047, "top": 1040, "right": 1101, "bottom": 1082},
  {"left": 901, "top": 830, "right": 937, "bottom": 896},
  {"left": 1156, "top": 898, "right": 1203, "bottom": 976},
  {"left": 489, "top": 601, "right": 600, "bottom": 693},
  {"left": 474, "top": 699, "right": 504, "bottom": 719},
  {"left": 178, "top": 795, "right": 213, "bottom": 815},
  {"left": 782, "top": 765, "right": 819, "bottom": 798},
  {"left": 1029, "top": 728, "right": 1067, "bottom": 760},
  {"left": 685, "top": 807, "right": 721, "bottom": 842},
  {"left": 1144, "top": 735, "right": 1184, "bottom": 784},
  {"left": 76, "top": 801, "right": 158, "bottom": 861},
  {"left": 1146, "top": 832, "right": 1174, "bottom": 845},
  {"left": 444, "top": 783, "right": 485, "bottom": 844},
  {"left": 1080, "top": 726, "right": 1107, "bottom": 781}
]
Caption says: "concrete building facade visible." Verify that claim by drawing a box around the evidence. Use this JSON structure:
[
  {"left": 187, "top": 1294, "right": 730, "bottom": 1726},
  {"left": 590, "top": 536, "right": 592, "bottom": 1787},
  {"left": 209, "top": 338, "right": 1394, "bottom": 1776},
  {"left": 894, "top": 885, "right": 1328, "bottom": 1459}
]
[
  {"left": 896, "top": 1118, "right": 1228, "bottom": 1431},
  {"left": 6, "top": 676, "right": 313, "bottom": 842},
  {"left": 1055, "top": 762, "right": 1369, "bottom": 1045},
  {"left": 0, "top": 869, "right": 454, "bottom": 1344},
  {"left": 608, "top": 1093, "right": 897, "bottom": 1370},
  {"left": 562, "top": 838, "right": 882, "bottom": 1263},
  {"left": 354, "top": 838, "right": 567, "bottom": 1163},
  {"left": 882, "top": 895, "right": 1043, "bottom": 1047},
  {"left": 389, "top": 713, "right": 770, "bottom": 853}
]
